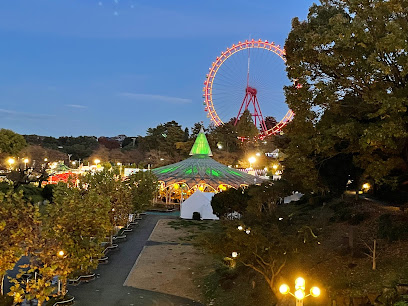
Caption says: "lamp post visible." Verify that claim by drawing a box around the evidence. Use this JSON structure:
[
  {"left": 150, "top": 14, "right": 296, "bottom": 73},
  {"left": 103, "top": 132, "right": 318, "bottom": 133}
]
[
  {"left": 279, "top": 277, "right": 320, "bottom": 306},
  {"left": 23, "top": 158, "right": 29, "bottom": 169},
  {"left": 248, "top": 156, "right": 256, "bottom": 169},
  {"left": 7, "top": 157, "right": 15, "bottom": 170},
  {"left": 117, "top": 162, "right": 122, "bottom": 177}
]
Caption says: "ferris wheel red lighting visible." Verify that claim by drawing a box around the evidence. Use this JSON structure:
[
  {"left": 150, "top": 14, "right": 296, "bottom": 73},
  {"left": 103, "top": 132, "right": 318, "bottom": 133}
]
[{"left": 202, "top": 39, "right": 294, "bottom": 138}]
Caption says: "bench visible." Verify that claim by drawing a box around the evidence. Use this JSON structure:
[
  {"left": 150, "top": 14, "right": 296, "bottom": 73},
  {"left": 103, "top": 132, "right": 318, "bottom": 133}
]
[
  {"left": 68, "top": 273, "right": 96, "bottom": 285},
  {"left": 112, "top": 234, "right": 126, "bottom": 242},
  {"left": 52, "top": 296, "right": 75, "bottom": 306},
  {"left": 98, "top": 256, "right": 109, "bottom": 264},
  {"left": 102, "top": 244, "right": 118, "bottom": 255}
]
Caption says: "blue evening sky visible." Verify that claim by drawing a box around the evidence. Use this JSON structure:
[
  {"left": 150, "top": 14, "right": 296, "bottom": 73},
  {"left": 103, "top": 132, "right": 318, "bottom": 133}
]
[{"left": 0, "top": 0, "right": 316, "bottom": 137}]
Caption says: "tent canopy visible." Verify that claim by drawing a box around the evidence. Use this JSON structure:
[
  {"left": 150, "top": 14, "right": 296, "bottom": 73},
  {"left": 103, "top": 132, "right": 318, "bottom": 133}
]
[
  {"left": 152, "top": 129, "right": 262, "bottom": 190},
  {"left": 180, "top": 190, "right": 219, "bottom": 220}
]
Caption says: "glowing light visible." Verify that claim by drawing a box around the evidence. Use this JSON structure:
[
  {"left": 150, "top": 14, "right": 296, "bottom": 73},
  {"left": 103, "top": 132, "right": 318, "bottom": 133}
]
[
  {"left": 231, "top": 252, "right": 238, "bottom": 258},
  {"left": 294, "top": 289, "right": 305, "bottom": 300},
  {"left": 57, "top": 250, "right": 65, "bottom": 257},
  {"left": 94, "top": 159, "right": 101, "bottom": 165},
  {"left": 362, "top": 183, "right": 370, "bottom": 190},
  {"left": 255, "top": 152, "right": 261, "bottom": 157},
  {"left": 245, "top": 229, "right": 251, "bottom": 234},
  {"left": 295, "top": 277, "right": 305, "bottom": 290},
  {"left": 117, "top": 162, "right": 122, "bottom": 166},
  {"left": 310, "top": 287, "right": 320, "bottom": 297},
  {"left": 23, "top": 158, "right": 29, "bottom": 164},
  {"left": 198, "top": 185, "right": 204, "bottom": 191},
  {"left": 248, "top": 157, "right": 256, "bottom": 164},
  {"left": 279, "top": 284, "right": 290, "bottom": 295},
  {"left": 273, "top": 164, "right": 278, "bottom": 170},
  {"left": 237, "top": 225, "right": 243, "bottom": 231},
  {"left": 174, "top": 183, "right": 179, "bottom": 190},
  {"left": 44, "top": 158, "right": 48, "bottom": 162},
  {"left": 7, "top": 158, "right": 15, "bottom": 165}
]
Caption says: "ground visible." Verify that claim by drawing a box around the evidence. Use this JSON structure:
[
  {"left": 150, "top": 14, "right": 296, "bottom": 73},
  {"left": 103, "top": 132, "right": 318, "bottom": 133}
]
[{"left": 124, "top": 219, "right": 214, "bottom": 302}]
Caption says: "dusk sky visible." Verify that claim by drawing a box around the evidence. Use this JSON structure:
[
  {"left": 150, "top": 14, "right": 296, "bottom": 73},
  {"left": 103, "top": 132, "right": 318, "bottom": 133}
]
[{"left": 0, "top": 0, "right": 316, "bottom": 138}]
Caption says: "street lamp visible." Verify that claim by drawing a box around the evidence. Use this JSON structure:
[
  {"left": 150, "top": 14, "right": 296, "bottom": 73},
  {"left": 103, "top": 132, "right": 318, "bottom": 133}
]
[
  {"left": 248, "top": 156, "right": 256, "bottom": 169},
  {"left": 117, "top": 162, "right": 122, "bottom": 176},
  {"left": 7, "top": 157, "right": 15, "bottom": 170},
  {"left": 23, "top": 158, "right": 29, "bottom": 169},
  {"left": 279, "top": 277, "right": 320, "bottom": 306},
  {"left": 94, "top": 159, "right": 100, "bottom": 165}
]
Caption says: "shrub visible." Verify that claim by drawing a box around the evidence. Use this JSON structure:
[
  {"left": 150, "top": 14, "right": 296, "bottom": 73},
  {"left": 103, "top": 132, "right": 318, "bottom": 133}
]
[
  {"left": 42, "top": 184, "right": 55, "bottom": 202},
  {"left": 192, "top": 212, "right": 201, "bottom": 221},
  {"left": 378, "top": 214, "right": 408, "bottom": 242}
]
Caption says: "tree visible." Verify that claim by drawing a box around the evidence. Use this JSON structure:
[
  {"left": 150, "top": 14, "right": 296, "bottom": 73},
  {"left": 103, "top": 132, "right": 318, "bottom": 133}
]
[
  {"left": 98, "top": 137, "right": 120, "bottom": 150},
  {"left": 211, "top": 187, "right": 249, "bottom": 218},
  {"left": 204, "top": 182, "right": 312, "bottom": 300},
  {"left": 263, "top": 116, "right": 278, "bottom": 131},
  {"left": 209, "top": 121, "right": 240, "bottom": 153},
  {"left": 0, "top": 129, "right": 26, "bottom": 155},
  {"left": 127, "top": 171, "right": 158, "bottom": 212},
  {"left": 0, "top": 191, "right": 37, "bottom": 296},
  {"left": 236, "top": 110, "right": 259, "bottom": 139},
  {"left": 43, "top": 183, "right": 111, "bottom": 288},
  {"left": 284, "top": 0, "right": 408, "bottom": 192},
  {"left": 83, "top": 170, "right": 133, "bottom": 228}
]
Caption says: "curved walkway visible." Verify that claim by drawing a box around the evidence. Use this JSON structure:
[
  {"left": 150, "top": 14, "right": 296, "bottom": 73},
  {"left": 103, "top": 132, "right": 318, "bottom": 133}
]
[{"left": 68, "top": 214, "right": 203, "bottom": 306}]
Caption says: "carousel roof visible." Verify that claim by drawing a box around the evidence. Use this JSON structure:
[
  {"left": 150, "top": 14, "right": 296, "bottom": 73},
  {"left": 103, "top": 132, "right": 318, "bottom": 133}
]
[{"left": 152, "top": 128, "right": 261, "bottom": 189}]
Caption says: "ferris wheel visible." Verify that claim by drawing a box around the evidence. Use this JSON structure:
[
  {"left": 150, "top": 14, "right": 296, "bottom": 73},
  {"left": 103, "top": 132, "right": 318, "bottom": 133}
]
[{"left": 203, "top": 39, "right": 294, "bottom": 139}]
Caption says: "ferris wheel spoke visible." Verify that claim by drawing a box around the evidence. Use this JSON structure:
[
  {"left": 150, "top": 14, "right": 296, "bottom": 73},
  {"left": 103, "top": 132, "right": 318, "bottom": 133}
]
[{"left": 203, "top": 39, "right": 292, "bottom": 136}]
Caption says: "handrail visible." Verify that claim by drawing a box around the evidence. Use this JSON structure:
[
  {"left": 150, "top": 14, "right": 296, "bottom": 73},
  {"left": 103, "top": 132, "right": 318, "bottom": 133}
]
[
  {"left": 68, "top": 273, "right": 95, "bottom": 284},
  {"left": 53, "top": 296, "right": 75, "bottom": 306}
]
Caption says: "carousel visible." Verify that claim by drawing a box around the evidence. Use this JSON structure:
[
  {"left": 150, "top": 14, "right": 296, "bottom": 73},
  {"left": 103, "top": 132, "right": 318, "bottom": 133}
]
[{"left": 152, "top": 128, "right": 261, "bottom": 203}]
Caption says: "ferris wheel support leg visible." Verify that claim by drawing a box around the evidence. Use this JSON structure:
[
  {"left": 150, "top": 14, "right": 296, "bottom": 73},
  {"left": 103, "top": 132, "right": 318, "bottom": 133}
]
[{"left": 234, "top": 92, "right": 251, "bottom": 126}]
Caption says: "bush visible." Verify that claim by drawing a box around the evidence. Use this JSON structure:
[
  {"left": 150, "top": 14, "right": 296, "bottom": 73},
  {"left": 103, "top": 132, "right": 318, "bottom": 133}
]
[
  {"left": 0, "top": 182, "right": 12, "bottom": 193},
  {"left": 378, "top": 214, "right": 408, "bottom": 242},
  {"left": 192, "top": 212, "right": 201, "bottom": 221},
  {"left": 0, "top": 294, "right": 13, "bottom": 306},
  {"left": 42, "top": 184, "right": 55, "bottom": 202}
]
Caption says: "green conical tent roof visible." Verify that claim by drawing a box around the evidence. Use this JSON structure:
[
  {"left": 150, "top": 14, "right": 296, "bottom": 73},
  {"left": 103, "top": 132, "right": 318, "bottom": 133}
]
[
  {"left": 153, "top": 128, "right": 263, "bottom": 190},
  {"left": 189, "top": 128, "right": 213, "bottom": 156}
]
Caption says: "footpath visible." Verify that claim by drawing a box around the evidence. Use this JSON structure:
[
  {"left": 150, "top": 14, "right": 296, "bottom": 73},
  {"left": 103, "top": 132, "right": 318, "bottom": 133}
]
[{"left": 68, "top": 214, "right": 203, "bottom": 306}]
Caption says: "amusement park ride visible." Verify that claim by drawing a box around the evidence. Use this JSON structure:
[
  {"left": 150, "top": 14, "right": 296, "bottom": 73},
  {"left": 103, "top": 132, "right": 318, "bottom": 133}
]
[{"left": 203, "top": 39, "right": 296, "bottom": 140}]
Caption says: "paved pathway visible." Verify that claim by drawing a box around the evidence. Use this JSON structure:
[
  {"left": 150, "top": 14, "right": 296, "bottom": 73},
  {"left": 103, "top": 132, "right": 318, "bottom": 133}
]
[{"left": 68, "top": 214, "right": 203, "bottom": 306}]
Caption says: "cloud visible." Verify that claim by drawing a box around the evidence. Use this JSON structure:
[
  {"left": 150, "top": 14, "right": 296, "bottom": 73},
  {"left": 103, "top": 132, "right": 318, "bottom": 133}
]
[
  {"left": 118, "top": 92, "right": 192, "bottom": 104},
  {"left": 0, "top": 108, "right": 55, "bottom": 120},
  {"left": 66, "top": 104, "right": 87, "bottom": 109}
]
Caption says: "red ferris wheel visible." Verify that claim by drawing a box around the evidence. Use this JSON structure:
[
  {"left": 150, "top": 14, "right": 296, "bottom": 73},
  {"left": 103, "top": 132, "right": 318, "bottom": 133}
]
[{"left": 203, "top": 39, "right": 294, "bottom": 139}]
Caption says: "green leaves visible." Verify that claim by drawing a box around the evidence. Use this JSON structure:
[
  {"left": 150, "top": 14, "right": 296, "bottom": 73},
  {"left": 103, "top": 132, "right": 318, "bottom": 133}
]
[
  {"left": 283, "top": 0, "right": 408, "bottom": 191},
  {"left": 0, "top": 129, "right": 26, "bottom": 155}
]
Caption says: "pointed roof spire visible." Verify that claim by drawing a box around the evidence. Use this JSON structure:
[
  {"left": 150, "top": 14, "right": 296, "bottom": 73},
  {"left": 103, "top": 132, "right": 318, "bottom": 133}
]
[{"left": 189, "top": 127, "right": 213, "bottom": 156}]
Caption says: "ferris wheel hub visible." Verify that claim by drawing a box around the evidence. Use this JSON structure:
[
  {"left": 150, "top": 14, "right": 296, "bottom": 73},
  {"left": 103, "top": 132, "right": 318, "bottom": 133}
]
[{"left": 246, "top": 86, "right": 257, "bottom": 96}]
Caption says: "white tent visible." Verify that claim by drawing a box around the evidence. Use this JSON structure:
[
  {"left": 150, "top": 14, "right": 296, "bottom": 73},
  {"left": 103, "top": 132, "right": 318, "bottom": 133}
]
[
  {"left": 284, "top": 191, "right": 303, "bottom": 204},
  {"left": 180, "top": 191, "right": 219, "bottom": 220}
]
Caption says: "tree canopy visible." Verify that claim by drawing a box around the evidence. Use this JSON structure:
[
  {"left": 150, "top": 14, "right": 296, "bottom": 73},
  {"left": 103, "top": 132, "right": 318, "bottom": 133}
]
[
  {"left": 0, "top": 129, "right": 26, "bottom": 155},
  {"left": 283, "top": 0, "right": 408, "bottom": 193}
]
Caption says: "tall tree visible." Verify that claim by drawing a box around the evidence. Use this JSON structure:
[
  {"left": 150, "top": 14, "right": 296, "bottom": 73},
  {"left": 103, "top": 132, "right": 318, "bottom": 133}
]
[
  {"left": 127, "top": 171, "right": 158, "bottom": 212},
  {"left": 283, "top": 0, "right": 408, "bottom": 192},
  {"left": 0, "top": 129, "right": 26, "bottom": 155},
  {"left": 0, "top": 191, "right": 37, "bottom": 296},
  {"left": 236, "top": 109, "right": 259, "bottom": 139}
]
